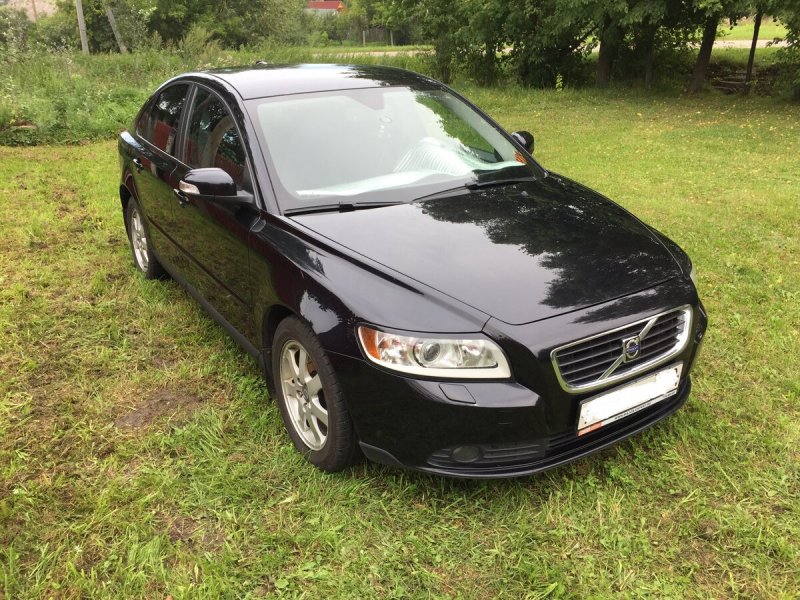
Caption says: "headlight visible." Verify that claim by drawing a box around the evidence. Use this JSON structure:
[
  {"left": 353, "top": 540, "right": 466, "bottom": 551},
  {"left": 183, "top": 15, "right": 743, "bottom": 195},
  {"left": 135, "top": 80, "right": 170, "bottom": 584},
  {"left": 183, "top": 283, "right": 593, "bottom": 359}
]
[
  {"left": 357, "top": 325, "right": 511, "bottom": 379},
  {"left": 689, "top": 262, "right": 697, "bottom": 286}
]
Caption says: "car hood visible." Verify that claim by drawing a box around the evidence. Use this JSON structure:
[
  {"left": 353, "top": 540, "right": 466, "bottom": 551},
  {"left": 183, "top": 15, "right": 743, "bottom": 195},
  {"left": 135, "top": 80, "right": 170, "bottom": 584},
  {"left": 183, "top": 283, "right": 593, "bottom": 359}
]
[{"left": 291, "top": 176, "right": 681, "bottom": 325}]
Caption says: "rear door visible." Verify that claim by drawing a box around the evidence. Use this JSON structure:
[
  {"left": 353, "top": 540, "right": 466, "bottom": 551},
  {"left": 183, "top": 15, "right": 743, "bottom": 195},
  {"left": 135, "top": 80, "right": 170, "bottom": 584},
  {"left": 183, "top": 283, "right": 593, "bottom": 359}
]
[
  {"left": 130, "top": 83, "right": 190, "bottom": 266},
  {"left": 169, "top": 85, "right": 259, "bottom": 341}
]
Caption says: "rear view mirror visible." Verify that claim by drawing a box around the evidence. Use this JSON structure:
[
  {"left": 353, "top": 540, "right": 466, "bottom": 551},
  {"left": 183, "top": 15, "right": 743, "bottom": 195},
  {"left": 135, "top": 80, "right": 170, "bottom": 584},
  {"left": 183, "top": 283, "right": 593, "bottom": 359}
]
[
  {"left": 180, "top": 168, "right": 237, "bottom": 198},
  {"left": 511, "top": 131, "right": 534, "bottom": 153}
]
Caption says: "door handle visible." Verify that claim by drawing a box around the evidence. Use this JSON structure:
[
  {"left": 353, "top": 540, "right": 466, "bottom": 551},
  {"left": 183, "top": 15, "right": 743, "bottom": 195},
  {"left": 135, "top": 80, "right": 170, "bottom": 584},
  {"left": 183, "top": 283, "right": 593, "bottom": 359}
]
[
  {"left": 132, "top": 157, "right": 144, "bottom": 173},
  {"left": 172, "top": 188, "right": 190, "bottom": 207}
]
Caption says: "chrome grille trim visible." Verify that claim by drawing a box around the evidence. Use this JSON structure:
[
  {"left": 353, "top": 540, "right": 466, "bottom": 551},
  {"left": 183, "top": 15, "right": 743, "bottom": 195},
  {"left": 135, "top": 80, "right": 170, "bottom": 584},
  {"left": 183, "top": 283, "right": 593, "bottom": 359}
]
[{"left": 551, "top": 305, "right": 693, "bottom": 394}]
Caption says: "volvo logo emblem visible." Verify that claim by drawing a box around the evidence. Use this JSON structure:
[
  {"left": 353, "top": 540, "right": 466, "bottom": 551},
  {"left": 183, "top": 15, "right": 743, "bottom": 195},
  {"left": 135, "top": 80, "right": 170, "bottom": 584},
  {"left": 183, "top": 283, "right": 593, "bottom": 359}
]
[{"left": 622, "top": 336, "right": 641, "bottom": 362}]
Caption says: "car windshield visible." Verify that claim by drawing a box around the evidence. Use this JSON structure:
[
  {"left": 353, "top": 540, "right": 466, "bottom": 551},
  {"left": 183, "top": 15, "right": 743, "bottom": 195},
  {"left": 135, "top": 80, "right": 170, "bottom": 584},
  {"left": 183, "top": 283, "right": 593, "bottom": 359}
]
[{"left": 247, "top": 86, "right": 542, "bottom": 209}]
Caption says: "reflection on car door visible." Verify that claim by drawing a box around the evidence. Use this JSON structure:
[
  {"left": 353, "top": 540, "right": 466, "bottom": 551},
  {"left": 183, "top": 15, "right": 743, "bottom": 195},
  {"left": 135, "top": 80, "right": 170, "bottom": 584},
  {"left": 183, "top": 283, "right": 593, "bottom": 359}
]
[
  {"left": 170, "top": 85, "right": 259, "bottom": 341},
  {"left": 130, "top": 83, "right": 189, "bottom": 267}
]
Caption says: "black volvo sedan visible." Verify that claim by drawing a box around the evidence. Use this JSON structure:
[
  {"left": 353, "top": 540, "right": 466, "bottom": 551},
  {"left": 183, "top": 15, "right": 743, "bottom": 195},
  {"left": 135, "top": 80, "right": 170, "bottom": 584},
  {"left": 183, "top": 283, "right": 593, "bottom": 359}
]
[{"left": 118, "top": 64, "right": 707, "bottom": 478}]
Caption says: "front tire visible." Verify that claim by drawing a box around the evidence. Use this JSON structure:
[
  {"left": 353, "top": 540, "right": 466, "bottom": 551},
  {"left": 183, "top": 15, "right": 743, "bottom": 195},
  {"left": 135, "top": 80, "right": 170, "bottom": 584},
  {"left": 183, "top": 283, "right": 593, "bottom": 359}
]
[
  {"left": 125, "top": 198, "right": 164, "bottom": 279},
  {"left": 272, "top": 317, "right": 358, "bottom": 472}
]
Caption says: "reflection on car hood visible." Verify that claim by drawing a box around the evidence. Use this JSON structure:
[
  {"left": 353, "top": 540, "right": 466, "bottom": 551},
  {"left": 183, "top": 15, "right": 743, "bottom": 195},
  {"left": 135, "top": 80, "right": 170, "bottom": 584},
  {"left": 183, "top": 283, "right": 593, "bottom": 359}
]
[{"left": 291, "top": 176, "right": 681, "bottom": 325}]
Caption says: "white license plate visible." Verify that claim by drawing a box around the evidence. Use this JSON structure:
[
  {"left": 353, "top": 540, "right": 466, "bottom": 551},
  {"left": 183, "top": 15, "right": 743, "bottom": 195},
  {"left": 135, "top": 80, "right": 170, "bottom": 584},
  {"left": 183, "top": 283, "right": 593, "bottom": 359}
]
[{"left": 577, "top": 364, "right": 683, "bottom": 436}]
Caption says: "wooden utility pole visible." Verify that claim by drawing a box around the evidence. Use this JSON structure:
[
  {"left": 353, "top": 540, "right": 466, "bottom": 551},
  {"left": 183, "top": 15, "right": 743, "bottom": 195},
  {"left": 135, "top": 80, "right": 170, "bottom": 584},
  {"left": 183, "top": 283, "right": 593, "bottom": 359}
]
[
  {"left": 75, "top": 0, "right": 89, "bottom": 54},
  {"left": 744, "top": 11, "right": 763, "bottom": 95},
  {"left": 106, "top": 7, "right": 128, "bottom": 53}
]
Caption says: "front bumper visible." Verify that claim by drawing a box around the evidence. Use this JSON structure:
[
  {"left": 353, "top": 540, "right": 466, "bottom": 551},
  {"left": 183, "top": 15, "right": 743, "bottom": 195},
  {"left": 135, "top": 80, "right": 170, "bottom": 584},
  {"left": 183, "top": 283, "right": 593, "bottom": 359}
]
[{"left": 329, "top": 283, "right": 707, "bottom": 479}]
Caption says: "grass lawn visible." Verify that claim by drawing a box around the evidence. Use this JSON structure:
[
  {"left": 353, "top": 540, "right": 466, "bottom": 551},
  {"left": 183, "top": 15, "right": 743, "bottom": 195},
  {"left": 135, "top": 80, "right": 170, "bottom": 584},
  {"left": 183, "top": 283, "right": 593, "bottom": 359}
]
[
  {"left": 723, "top": 17, "right": 788, "bottom": 41},
  {"left": 308, "top": 44, "right": 430, "bottom": 54},
  {"left": 1, "top": 85, "right": 799, "bottom": 597}
]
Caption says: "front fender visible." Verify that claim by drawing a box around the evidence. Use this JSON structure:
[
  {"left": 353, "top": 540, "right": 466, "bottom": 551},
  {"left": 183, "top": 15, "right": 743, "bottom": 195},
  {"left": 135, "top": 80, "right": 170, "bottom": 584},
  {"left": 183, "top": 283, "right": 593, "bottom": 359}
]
[{"left": 249, "top": 214, "right": 491, "bottom": 359}]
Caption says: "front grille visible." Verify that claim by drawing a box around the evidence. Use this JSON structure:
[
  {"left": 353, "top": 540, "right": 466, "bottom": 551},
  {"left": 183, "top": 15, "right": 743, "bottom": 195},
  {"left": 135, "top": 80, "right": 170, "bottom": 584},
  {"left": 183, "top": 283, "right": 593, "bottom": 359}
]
[{"left": 552, "top": 306, "right": 692, "bottom": 393}]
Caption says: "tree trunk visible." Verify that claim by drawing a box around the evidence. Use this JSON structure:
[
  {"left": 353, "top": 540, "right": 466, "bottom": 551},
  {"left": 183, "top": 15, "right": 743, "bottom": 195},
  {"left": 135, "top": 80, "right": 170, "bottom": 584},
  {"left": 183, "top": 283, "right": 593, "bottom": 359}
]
[
  {"left": 30, "top": 0, "right": 38, "bottom": 22},
  {"left": 597, "top": 40, "right": 613, "bottom": 87},
  {"left": 638, "top": 24, "right": 657, "bottom": 87},
  {"left": 433, "top": 39, "right": 453, "bottom": 84},
  {"left": 688, "top": 15, "right": 719, "bottom": 94},
  {"left": 644, "top": 50, "right": 655, "bottom": 87},
  {"left": 106, "top": 7, "right": 128, "bottom": 53},
  {"left": 596, "top": 19, "right": 620, "bottom": 88},
  {"left": 744, "top": 10, "right": 762, "bottom": 94},
  {"left": 75, "top": 0, "right": 89, "bottom": 54}
]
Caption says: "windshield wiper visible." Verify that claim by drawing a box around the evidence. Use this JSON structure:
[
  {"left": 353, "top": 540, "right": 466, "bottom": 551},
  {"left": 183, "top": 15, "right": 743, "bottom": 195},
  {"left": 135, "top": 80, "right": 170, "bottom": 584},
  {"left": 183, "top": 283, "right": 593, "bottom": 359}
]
[
  {"left": 465, "top": 176, "right": 537, "bottom": 190},
  {"left": 285, "top": 200, "right": 405, "bottom": 216},
  {"left": 413, "top": 176, "right": 537, "bottom": 203}
]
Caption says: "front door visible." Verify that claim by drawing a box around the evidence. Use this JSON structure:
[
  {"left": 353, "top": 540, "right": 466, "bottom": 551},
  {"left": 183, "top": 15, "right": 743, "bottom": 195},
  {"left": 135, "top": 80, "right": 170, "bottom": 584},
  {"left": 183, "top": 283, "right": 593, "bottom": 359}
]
[
  {"left": 170, "top": 86, "right": 259, "bottom": 341},
  {"left": 130, "top": 83, "right": 190, "bottom": 267}
]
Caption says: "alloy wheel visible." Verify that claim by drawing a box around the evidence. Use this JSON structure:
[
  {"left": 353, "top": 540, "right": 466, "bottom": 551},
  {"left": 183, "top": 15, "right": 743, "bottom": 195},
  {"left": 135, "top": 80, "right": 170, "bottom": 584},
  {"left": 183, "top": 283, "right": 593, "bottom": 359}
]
[
  {"left": 130, "top": 208, "right": 150, "bottom": 271},
  {"left": 279, "top": 340, "right": 328, "bottom": 451}
]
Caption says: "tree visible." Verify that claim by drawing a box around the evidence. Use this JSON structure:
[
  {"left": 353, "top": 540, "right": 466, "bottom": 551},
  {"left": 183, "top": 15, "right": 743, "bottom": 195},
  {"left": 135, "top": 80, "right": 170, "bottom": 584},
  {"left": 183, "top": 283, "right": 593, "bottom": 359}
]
[
  {"left": 372, "top": 0, "right": 409, "bottom": 45},
  {"left": 399, "top": 0, "right": 467, "bottom": 83},
  {"left": 148, "top": 0, "right": 304, "bottom": 47},
  {"left": 504, "top": 0, "right": 594, "bottom": 87},
  {"left": 0, "top": 7, "right": 34, "bottom": 53},
  {"left": 775, "top": 0, "right": 800, "bottom": 98},
  {"left": 687, "top": 0, "right": 749, "bottom": 93},
  {"left": 460, "top": 0, "right": 511, "bottom": 85}
]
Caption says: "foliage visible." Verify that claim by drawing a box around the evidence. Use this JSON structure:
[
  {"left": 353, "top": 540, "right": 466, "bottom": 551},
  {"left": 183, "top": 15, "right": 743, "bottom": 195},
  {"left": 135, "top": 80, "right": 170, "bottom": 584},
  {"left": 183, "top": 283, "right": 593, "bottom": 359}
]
[
  {"left": 398, "top": 0, "right": 467, "bottom": 83},
  {"left": 775, "top": 0, "right": 800, "bottom": 97},
  {"left": 0, "top": 7, "right": 34, "bottom": 58},
  {"left": 1, "top": 88, "right": 799, "bottom": 598},
  {"left": 32, "top": 0, "right": 156, "bottom": 52},
  {"left": 5, "top": 0, "right": 800, "bottom": 91},
  {"left": 148, "top": 0, "right": 306, "bottom": 47}
]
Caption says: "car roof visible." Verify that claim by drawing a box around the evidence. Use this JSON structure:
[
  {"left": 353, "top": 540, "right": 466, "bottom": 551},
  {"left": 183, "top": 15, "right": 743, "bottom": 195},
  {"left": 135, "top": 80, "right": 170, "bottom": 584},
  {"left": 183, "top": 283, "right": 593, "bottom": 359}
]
[{"left": 204, "top": 63, "right": 441, "bottom": 100}]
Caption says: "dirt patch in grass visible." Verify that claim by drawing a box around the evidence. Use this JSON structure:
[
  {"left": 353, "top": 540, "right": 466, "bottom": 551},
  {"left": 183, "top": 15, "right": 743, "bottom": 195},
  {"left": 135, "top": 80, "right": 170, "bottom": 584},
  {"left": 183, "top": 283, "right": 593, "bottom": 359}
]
[
  {"left": 159, "top": 513, "right": 226, "bottom": 551},
  {"left": 166, "top": 514, "right": 200, "bottom": 543},
  {"left": 115, "top": 389, "right": 202, "bottom": 430}
]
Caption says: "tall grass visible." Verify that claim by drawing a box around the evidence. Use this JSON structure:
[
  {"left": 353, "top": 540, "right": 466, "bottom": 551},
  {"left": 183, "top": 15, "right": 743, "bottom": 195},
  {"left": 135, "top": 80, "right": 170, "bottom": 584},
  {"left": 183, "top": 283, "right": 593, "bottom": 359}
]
[{"left": 0, "top": 47, "right": 430, "bottom": 146}]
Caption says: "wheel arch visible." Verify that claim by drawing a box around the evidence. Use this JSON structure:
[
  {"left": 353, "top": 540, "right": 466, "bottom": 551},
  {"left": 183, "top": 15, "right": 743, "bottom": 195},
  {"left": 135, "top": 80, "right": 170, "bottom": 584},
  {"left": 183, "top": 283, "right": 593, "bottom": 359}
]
[
  {"left": 120, "top": 174, "right": 137, "bottom": 226},
  {"left": 262, "top": 304, "right": 296, "bottom": 359}
]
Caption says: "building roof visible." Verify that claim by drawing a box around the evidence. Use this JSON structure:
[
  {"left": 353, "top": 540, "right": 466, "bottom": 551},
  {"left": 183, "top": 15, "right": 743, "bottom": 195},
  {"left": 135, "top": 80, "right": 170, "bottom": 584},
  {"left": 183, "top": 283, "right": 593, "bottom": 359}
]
[{"left": 306, "top": 1, "right": 345, "bottom": 11}]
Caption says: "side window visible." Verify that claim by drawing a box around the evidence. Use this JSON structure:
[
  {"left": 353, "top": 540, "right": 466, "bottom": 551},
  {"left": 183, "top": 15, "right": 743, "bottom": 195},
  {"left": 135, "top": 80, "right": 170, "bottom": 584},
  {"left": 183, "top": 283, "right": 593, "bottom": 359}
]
[
  {"left": 186, "top": 88, "right": 249, "bottom": 190},
  {"left": 142, "top": 84, "right": 189, "bottom": 156},
  {"left": 135, "top": 102, "right": 152, "bottom": 140}
]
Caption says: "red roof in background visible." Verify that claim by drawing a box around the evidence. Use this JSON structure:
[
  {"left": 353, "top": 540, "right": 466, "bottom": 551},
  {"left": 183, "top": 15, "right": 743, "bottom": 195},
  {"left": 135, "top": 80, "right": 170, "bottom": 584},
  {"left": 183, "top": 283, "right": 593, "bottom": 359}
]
[{"left": 307, "top": 1, "right": 345, "bottom": 10}]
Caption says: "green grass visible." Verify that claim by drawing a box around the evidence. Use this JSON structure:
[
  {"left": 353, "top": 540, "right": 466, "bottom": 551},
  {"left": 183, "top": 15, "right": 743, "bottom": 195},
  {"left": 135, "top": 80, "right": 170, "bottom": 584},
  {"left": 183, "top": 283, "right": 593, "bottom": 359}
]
[
  {"left": 1, "top": 85, "right": 798, "bottom": 597},
  {"left": 308, "top": 44, "right": 430, "bottom": 54},
  {"left": 722, "top": 17, "right": 788, "bottom": 42}
]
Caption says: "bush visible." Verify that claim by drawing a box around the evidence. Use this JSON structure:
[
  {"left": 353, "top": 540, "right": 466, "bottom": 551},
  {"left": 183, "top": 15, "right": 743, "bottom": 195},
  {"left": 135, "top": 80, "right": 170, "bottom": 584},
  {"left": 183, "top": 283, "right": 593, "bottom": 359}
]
[
  {"left": 0, "top": 7, "right": 35, "bottom": 59},
  {"left": 177, "top": 25, "right": 223, "bottom": 65}
]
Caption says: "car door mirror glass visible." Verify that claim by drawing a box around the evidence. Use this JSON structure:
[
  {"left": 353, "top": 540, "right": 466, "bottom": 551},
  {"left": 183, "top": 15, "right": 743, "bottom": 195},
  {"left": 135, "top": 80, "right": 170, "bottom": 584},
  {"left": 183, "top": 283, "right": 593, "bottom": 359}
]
[{"left": 511, "top": 130, "right": 534, "bottom": 153}]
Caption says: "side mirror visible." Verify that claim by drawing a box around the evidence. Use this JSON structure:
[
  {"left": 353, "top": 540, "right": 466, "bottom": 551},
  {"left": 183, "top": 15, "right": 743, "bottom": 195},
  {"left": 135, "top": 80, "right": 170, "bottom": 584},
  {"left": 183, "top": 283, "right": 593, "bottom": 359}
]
[
  {"left": 511, "top": 131, "right": 534, "bottom": 153},
  {"left": 179, "top": 168, "right": 238, "bottom": 198}
]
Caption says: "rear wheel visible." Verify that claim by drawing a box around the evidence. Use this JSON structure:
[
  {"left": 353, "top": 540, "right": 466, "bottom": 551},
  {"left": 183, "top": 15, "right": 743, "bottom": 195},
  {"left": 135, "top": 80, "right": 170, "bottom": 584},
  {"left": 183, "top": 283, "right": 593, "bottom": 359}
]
[
  {"left": 126, "top": 199, "right": 164, "bottom": 279},
  {"left": 272, "top": 317, "right": 358, "bottom": 471}
]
